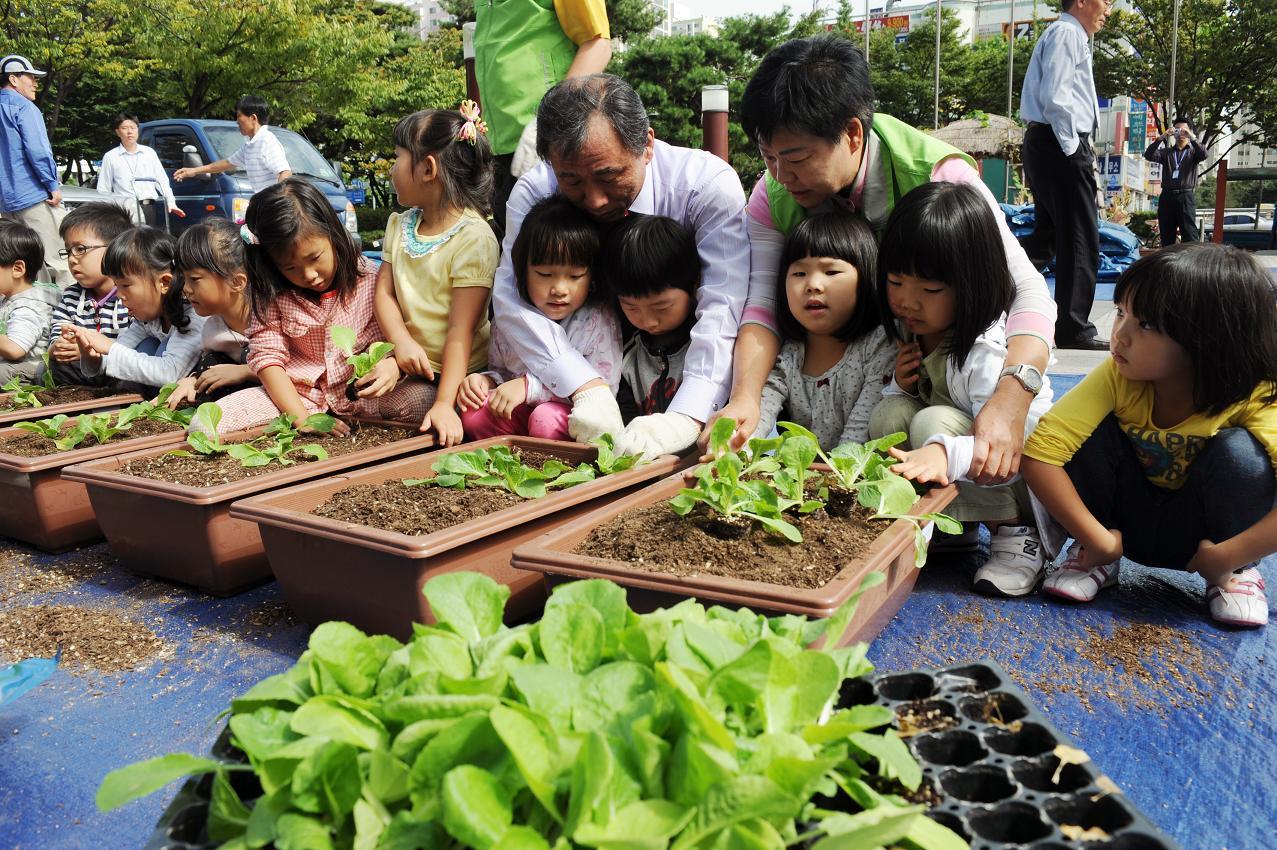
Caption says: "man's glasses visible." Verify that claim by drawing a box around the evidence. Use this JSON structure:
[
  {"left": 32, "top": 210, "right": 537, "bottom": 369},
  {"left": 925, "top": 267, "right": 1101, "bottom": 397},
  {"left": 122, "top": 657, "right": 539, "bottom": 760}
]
[{"left": 58, "top": 244, "right": 107, "bottom": 259}]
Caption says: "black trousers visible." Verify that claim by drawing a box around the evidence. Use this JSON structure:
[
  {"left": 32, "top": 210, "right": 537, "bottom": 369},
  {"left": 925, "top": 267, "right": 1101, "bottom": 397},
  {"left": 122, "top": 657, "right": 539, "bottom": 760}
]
[
  {"left": 491, "top": 153, "right": 517, "bottom": 241},
  {"left": 1019, "top": 124, "right": 1101, "bottom": 343},
  {"left": 1158, "top": 189, "right": 1199, "bottom": 245}
]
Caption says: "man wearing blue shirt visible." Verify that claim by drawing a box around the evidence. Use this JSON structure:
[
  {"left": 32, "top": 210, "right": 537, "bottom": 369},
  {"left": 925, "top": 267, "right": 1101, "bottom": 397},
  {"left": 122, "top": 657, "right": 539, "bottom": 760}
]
[
  {"left": 1019, "top": 0, "right": 1111, "bottom": 350},
  {"left": 0, "top": 55, "right": 68, "bottom": 285}
]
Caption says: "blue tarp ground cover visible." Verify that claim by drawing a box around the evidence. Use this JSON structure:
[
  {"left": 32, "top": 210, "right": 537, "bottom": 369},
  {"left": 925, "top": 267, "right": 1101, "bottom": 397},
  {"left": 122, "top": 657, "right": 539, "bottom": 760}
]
[{"left": 1001, "top": 203, "right": 1142, "bottom": 283}]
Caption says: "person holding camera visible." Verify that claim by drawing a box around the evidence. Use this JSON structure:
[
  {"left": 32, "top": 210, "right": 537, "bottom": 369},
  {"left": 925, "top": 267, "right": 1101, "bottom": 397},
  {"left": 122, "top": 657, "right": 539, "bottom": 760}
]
[{"left": 1144, "top": 118, "right": 1207, "bottom": 246}]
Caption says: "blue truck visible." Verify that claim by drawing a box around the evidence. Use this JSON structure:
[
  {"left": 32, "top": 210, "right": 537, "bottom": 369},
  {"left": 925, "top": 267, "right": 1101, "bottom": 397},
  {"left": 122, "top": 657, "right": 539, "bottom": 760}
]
[{"left": 137, "top": 119, "right": 360, "bottom": 246}]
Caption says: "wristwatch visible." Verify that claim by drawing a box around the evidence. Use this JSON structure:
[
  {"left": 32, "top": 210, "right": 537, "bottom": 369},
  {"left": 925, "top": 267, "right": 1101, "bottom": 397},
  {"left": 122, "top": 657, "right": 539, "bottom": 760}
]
[{"left": 999, "top": 364, "right": 1044, "bottom": 395}]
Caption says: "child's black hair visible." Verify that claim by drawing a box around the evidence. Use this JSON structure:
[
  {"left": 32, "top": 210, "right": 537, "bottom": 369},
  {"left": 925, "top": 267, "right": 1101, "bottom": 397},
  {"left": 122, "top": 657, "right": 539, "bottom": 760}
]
[
  {"left": 0, "top": 219, "right": 45, "bottom": 282},
  {"left": 176, "top": 218, "right": 247, "bottom": 281},
  {"left": 58, "top": 201, "right": 134, "bottom": 243},
  {"left": 1114, "top": 242, "right": 1277, "bottom": 414},
  {"left": 393, "top": 108, "right": 495, "bottom": 217},
  {"left": 511, "top": 196, "right": 600, "bottom": 305},
  {"left": 877, "top": 182, "right": 1012, "bottom": 367},
  {"left": 235, "top": 95, "right": 270, "bottom": 124},
  {"left": 600, "top": 213, "right": 701, "bottom": 299},
  {"left": 244, "top": 177, "right": 359, "bottom": 320},
  {"left": 775, "top": 212, "right": 880, "bottom": 343},
  {"left": 101, "top": 226, "right": 192, "bottom": 332}
]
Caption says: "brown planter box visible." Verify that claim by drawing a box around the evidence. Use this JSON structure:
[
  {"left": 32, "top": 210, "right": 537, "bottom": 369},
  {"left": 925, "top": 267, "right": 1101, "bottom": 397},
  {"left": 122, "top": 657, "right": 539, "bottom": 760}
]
[
  {"left": 0, "top": 390, "right": 143, "bottom": 428},
  {"left": 511, "top": 474, "right": 957, "bottom": 646},
  {"left": 0, "top": 424, "right": 188, "bottom": 551},
  {"left": 228, "top": 436, "right": 695, "bottom": 639},
  {"left": 60, "top": 420, "right": 436, "bottom": 596}
]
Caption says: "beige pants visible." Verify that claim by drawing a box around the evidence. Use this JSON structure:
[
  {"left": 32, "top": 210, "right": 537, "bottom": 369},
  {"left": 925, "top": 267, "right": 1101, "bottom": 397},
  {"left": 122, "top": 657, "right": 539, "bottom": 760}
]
[
  {"left": 1, "top": 201, "right": 70, "bottom": 286},
  {"left": 869, "top": 394, "right": 1031, "bottom": 524}
]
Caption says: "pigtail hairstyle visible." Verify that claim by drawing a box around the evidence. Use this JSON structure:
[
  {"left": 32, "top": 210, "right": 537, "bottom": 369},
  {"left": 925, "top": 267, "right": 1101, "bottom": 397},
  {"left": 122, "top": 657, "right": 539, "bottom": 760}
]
[
  {"left": 877, "top": 181, "right": 1012, "bottom": 367},
  {"left": 393, "top": 108, "right": 495, "bottom": 218},
  {"left": 244, "top": 177, "right": 359, "bottom": 321},
  {"left": 101, "top": 226, "right": 191, "bottom": 333},
  {"left": 774, "top": 212, "right": 880, "bottom": 343},
  {"left": 511, "top": 195, "right": 600, "bottom": 304},
  {"left": 1113, "top": 242, "right": 1277, "bottom": 414},
  {"left": 600, "top": 213, "right": 701, "bottom": 300},
  {"left": 176, "top": 217, "right": 248, "bottom": 281}
]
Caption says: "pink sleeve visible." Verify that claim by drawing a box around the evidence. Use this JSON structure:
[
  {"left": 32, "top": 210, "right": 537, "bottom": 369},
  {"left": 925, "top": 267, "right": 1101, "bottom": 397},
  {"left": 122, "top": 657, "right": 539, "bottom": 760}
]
[
  {"left": 746, "top": 177, "right": 775, "bottom": 228},
  {"left": 246, "top": 300, "right": 291, "bottom": 373}
]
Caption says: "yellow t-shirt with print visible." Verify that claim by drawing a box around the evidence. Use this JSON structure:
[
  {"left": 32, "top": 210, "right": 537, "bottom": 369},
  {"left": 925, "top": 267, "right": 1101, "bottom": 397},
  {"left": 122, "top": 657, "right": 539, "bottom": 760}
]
[
  {"left": 1024, "top": 357, "right": 1277, "bottom": 490},
  {"left": 383, "top": 207, "right": 497, "bottom": 374}
]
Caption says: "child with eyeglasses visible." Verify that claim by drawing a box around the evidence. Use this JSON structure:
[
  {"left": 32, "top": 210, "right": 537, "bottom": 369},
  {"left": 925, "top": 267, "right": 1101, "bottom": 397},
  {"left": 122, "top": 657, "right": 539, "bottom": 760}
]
[{"left": 43, "top": 202, "right": 136, "bottom": 386}]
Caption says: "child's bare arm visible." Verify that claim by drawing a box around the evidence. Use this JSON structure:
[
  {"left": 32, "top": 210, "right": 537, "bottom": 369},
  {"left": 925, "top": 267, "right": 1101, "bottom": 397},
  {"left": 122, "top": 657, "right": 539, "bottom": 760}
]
[
  {"left": 1021, "top": 457, "right": 1122, "bottom": 565},
  {"left": 373, "top": 261, "right": 434, "bottom": 380},
  {"left": 1189, "top": 506, "right": 1277, "bottom": 584},
  {"left": 420, "top": 287, "right": 489, "bottom": 446},
  {"left": 0, "top": 335, "right": 26, "bottom": 362}
]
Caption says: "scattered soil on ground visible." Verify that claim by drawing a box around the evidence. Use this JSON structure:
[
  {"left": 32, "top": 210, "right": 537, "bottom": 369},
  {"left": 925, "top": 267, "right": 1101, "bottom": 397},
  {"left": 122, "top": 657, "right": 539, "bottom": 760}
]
[
  {"left": 119, "top": 424, "right": 416, "bottom": 487},
  {"left": 0, "top": 385, "right": 124, "bottom": 414},
  {"left": 576, "top": 502, "right": 885, "bottom": 589},
  {"left": 0, "top": 544, "right": 115, "bottom": 603},
  {"left": 0, "top": 418, "right": 182, "bottom": 457},
  {"left": 0, "top": 604, "right": 169, "bottom": 673},
  {"left": 315, "top": 481, "right": 527, "bottom": 535}
]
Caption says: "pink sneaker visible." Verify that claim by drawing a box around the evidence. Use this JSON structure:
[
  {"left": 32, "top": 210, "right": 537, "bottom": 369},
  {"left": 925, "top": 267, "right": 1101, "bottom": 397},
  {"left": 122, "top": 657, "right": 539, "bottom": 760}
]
[
  {"left": 1207, "top": 567, "right": 1268, "bottom": 627},
  {"left": 1043, "top": 542, "right": 1120, "bottom": 602}
]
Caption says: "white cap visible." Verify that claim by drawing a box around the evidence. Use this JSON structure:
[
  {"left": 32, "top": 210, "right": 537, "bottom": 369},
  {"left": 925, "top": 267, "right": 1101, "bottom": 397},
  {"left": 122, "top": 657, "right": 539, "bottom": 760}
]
[{"left": 1, "top": 55, "right": 47, "bottom": 78}]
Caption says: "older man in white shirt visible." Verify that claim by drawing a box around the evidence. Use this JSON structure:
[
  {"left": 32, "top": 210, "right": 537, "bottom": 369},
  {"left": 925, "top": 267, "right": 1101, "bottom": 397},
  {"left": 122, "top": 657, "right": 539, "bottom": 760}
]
[
  {"left": 1019, "top": 0, "right": 1111, "bottom": 351},
  {"left": 97, "top": 113, "right": 185, "bottom": 228},
  {"left": 493, "top": 74, "right": 747, "bottom": 459}
]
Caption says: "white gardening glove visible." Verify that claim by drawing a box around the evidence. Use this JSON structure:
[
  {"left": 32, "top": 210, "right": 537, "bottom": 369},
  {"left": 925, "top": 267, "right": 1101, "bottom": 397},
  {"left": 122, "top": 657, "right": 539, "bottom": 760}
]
[
  {"left": 510, "top": 122, "right": 539, "bottom": 179},
  {"left": 567, "top": 386, "right": 625, "bottom": 443},
  {"left": 613, "top": 412, "right": 701, "bottom": 461}
]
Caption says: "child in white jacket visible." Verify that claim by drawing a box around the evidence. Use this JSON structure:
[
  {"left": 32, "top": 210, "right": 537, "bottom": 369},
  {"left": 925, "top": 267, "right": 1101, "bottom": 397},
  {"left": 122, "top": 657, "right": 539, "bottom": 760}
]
[{"left": 868, "top": 182, "right": 1054, "bottom": 598}]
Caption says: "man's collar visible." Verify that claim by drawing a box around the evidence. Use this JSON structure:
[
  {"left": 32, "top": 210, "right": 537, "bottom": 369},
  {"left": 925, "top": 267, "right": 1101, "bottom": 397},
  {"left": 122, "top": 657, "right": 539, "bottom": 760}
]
[
  {"left": 628, "top": 143, "right": 658, "bottom": 216},
  {"left": 1059, "top": 12, "right": 1087, "bottom": 35}
]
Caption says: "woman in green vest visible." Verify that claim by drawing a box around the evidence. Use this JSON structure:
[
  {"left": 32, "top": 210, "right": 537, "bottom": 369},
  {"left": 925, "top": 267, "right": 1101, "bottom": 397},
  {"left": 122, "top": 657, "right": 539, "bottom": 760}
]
[{"left": 712, "top": 34, "right": 1056, "bottom": 491}]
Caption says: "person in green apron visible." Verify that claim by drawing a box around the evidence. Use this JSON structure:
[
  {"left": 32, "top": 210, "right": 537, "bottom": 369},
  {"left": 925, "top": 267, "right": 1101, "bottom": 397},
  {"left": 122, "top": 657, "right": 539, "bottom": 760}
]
[
  {"left": 716, "top": 34, "right": 1056, "bottom": 496},
  {"left": 474, "top": 0, "right": 611, "bottom": 234}
]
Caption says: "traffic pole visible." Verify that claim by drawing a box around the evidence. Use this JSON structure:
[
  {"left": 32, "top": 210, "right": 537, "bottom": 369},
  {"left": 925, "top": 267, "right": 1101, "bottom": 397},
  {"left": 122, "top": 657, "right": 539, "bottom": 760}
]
[
  {"left": 463, "top": 22, "right": 480, "bottom": 107},
  {"left": 702, "top": 85, "right": 729, "bottom": 163}
]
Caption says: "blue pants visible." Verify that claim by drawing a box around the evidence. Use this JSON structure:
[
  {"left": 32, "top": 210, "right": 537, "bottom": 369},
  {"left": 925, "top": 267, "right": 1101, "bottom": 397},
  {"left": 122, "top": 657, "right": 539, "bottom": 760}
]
[{"left": 1065, "top": 415, "right": 1274, "bottom": 570}]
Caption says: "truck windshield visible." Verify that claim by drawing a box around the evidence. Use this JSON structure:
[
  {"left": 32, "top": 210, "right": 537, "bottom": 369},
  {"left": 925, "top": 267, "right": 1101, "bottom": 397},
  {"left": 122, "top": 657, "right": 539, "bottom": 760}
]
[{"left": 205, "top": 126, "right": 341, "bottom": 185}]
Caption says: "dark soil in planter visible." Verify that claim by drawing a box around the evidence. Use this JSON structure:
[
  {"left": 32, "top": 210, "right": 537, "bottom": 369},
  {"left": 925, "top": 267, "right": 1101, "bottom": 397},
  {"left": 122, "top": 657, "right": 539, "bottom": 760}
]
[
  {"left": 0, "top": 385, "right": 121, "bottom": 413},
  {"left": 118, "top": 424, "right": 415, "bottom": 487},
  {"left": 575, "top": 502, "right": 883, "bottom": 589},
  {"left": 0, "top": 419, "right": 184, "bottom": 457},
  {"left": 315, "top": 481, "right": 529, "bottom": 535}
]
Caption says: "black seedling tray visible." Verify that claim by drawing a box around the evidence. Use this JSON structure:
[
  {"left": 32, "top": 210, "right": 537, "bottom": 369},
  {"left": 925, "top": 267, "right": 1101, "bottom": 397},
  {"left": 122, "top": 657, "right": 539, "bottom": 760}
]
[
  {"left": 838, "top": 660, "right": 1184, "bottom": 850},
  {"left": 142, "top": 728, "right": 262, "bottom": 850}
]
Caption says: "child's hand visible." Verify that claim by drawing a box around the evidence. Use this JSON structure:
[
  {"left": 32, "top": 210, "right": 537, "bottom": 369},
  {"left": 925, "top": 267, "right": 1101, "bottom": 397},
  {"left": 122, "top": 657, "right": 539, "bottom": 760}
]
[
  {"left": 165, "top": 377, "right": 198, "bottom": 409},
  {"left": 888, "top": 444, "right": 950, "bottom": 485},
  {"left": 1078, "top": 529, "right": 1124, "bottom": 568},
  {"left": 421, "top": 402, "right": 464, "bottom": 447},
  {"left": 457, "top": 373, "right": 494, "bottom": 412},
  {"left": 1188, "top": 539, "right": 1234, "bottom": 585},
  {"left": 894, "top": 340, "right": 922, "bottom": 394},
  {"left": 489, "top": 377, "right": 527, "bottom": 420},
  {"left": 195, "top": 364, "right": 253, "bottom": 395},
  {"left": 393, "top": 340, "right": 435, "bottom": 381},
  {"left": 50, "top": 334, "right": 79, "bottom": 363},
  {"left": 355, "top": 357, "right": 400, "bottom": 399},
  {"left": 73, "top": 326, "right": 112, "bottom": 357}
]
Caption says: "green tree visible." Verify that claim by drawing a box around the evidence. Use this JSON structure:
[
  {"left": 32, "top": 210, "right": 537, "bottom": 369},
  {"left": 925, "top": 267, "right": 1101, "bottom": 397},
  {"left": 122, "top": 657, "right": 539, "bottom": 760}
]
[{"left": 860, "top": 7, "right": 973, "bottom": 129}]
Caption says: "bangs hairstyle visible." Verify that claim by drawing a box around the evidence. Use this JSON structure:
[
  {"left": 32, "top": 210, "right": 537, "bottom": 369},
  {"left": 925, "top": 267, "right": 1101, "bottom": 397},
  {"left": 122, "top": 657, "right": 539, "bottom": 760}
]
[
  {"left": 877, "top": 182, "right": 1012, "bottom": 367},
  {"left": 59, "top": 201, "right": 134, "bottom": 243},
  {"left": 512, "top": 196, "right": 600, "bottom": 304},
  {"left": 393, "top": 109, "right": 494, "bottom": 217},
  {"left": 244, "top": 178, "right": 358, "bottom": 320},
  {"left": 0, "top": 219, "right": 46, "bottom": 281},
  {"left": 740, "top": 34, "right": 874, "bottom": 147},
  {"left": 1114, "top": 242, "right": 1277, "bottom": 414},
  {"left": 600, "top": 213, "right": 701, "bottom": 299},
  {"left": 176, "top": 218, "right": 247, "bottom": 280},
  {"left": 775, "top": 213, "right": 880, "bottom": 343},
  {"left": 101, "top": 226, "right": 191, "bottom": 333}
]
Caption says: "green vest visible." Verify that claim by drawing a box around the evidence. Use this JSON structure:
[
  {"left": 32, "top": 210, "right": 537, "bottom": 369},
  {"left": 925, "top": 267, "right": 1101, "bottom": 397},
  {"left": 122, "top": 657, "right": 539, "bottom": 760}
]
[
  {"left": 474, "top": 0, "right": 579, "bottom": 156},
  {"left": 766, "top": 112, "right": 977, "bottom": 236}
]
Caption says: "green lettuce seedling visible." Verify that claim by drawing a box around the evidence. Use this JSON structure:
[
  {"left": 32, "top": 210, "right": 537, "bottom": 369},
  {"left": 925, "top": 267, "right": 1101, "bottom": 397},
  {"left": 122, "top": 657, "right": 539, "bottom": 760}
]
[
  {"left": 591, "top": 433, "right": 642, "bottom": 475},
  {"left": 406, "top": 444, "right": 598, "bottom": 499},
  {"left": 176, "top": 403, "right": 334, "bottom": 468},
  {"left": 1, "top": 352, "right": 57, "bottom": 409},
  {"left": 12, "top": 413, "right": 68, "bottom": 439},
  {"left": 330, "top": 325, "right": 395, "bottom": 394}
]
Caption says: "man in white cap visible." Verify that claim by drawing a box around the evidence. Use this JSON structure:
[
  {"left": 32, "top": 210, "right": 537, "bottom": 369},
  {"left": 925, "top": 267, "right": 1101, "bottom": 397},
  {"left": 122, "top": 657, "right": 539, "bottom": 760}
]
[{"left": 0, "top": 55, "right": 68, "bottom": 285}]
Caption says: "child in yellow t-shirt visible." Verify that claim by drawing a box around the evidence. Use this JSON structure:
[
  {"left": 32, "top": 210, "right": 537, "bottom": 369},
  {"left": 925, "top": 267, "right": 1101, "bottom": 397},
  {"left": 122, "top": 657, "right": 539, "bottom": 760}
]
[
  {"left": 374, "top": 104, "right": 499, "bottom": 447},
  {"left": 1023, "top": 244, "right": 1277, "bottom": 628}
]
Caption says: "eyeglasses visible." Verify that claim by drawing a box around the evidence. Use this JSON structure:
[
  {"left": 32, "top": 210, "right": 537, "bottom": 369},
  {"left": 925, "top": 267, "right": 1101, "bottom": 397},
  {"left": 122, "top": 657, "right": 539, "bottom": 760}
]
[{"left": 58, "top": 244, "right": 107, "bottom": 259}]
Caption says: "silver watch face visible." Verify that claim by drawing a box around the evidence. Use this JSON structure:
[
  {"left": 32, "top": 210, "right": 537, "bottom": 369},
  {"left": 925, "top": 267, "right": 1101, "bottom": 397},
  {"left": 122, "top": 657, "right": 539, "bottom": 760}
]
[{"left": 1020, "top": 366, "right": 1043, "bottom": 393}]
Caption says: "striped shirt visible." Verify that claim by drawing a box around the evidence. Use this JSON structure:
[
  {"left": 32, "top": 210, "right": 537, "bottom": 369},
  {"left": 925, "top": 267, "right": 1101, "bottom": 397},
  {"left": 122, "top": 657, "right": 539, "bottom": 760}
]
[{"left": 227, "top": 126, "right": 290, "bottom": 194}]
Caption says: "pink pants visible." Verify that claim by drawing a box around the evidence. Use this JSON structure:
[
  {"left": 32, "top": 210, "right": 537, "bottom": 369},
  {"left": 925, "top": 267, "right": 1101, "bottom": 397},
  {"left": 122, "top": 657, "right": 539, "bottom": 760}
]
[
  {"left": 203, "top": 379, "right": 437, "bottom": 435},
  {"left": 461, "top": 398, "right": 571, "bottom": 441}
]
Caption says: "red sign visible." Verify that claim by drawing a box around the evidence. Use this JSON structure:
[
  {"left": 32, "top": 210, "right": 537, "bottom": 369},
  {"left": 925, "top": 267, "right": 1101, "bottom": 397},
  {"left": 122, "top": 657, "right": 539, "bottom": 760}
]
[{"left": 851, "top": 14, "right": 911, "bottom": 32}]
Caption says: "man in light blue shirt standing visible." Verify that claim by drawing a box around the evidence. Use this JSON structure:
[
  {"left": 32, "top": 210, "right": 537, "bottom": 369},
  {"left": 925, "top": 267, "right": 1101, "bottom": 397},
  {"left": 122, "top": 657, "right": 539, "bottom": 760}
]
[
  {"left": 1019, "top": 0, "right": 1111, "bottom": 350},
  {"left": 0, "top": 55, "right": 69, "bottom": 285}
]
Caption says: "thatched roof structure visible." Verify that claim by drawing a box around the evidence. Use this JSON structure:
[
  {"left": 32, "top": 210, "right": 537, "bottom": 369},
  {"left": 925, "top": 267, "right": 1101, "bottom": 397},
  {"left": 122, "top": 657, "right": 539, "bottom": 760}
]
[{"left": 928, "top": 113, "right": 1024, "bottom": 160}]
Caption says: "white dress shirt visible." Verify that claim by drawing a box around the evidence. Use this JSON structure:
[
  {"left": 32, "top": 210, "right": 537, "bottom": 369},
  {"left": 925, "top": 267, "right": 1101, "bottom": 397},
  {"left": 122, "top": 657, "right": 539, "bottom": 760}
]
[
  {"left": 1019, "top": 13, "right": 1098, "bottom": 156},
  {"left": 97, "top": 144, "right": 176, "bottom": 205},
  {"left": 492, "top": 139, "right": 748, "bottom": 422}
]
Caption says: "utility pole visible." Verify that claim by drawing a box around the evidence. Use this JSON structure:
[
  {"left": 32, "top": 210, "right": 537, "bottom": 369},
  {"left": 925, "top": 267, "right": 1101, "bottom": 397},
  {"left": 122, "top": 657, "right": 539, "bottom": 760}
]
[
  {"left": 1006, "top": 0, "right": 1016, "bottom": 201},
  {"left": 865, "top": 0, "right": 871, "bottom": 63},
  {"left": 1168, "top": 0, "right": 1180, "bottom": 124},
  {"left": 934, "top": 0, "right": 942, "bottom": 129}
]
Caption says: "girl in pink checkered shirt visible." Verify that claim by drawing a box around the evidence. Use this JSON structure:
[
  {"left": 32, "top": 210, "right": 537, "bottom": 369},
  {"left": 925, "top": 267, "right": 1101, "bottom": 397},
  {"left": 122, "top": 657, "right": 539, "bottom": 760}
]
[{"left": 206, "top": 178, "right": 435, "bottom": 436}]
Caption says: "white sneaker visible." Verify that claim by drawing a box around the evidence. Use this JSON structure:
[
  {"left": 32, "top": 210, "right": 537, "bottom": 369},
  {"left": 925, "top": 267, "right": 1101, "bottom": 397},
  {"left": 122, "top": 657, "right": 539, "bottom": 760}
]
[
  {"left": 1206, "top": 567, "right": 1268, "bottom": 627},
  {"left": 1043, "top": 542, "right": 1120, "bottom": 602},
  {"left": 973, "top": 526, "right": 1047, "bottom": 597}
]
